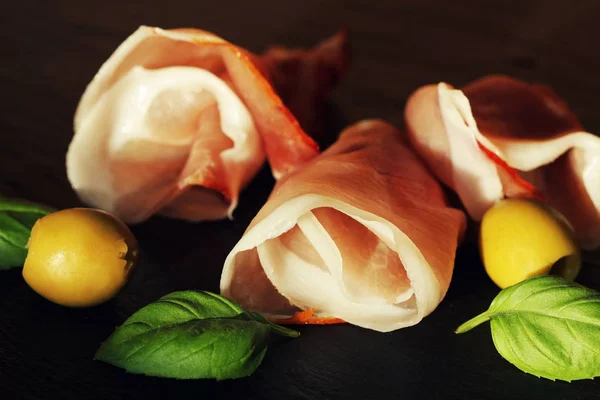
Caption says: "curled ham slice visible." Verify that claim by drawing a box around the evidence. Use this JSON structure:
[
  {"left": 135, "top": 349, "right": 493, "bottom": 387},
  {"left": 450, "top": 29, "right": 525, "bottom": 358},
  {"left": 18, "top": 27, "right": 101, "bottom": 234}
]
[
  {"left": 67, "top": 26, "right": 348, "bottom": 223},
  {"left": 260, "top": 29, "right": 350, "bottom": 141},
  {"left": 220, "top": 120, "right": 465, "bottom": 332},
  {"left": 405, "top": 75, "right": 600, "bottom": 249}
]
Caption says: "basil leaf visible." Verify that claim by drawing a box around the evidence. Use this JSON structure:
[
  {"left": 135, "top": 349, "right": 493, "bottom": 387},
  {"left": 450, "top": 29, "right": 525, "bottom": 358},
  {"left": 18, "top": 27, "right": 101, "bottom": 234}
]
[
  {"left": 0, "top": 197, "right": 53, "bottom": 269},
  {"left": 456, "top": 276, "right": 600, "bottom": 382},
  {"left": 120, "top": 290, "right": 299, "bottom": 337},
  {"left": 96, "top": 291, "right": 299, "bottom": 380},
  {"left": 124, "top": 290, "right": 249, "bottom": 324},
  {"left": 96, "top": 319, "right": 270, "bottom": 380},
  {"left": 0, "top": 197, "right": 54, "bottom": 218},
  {"left": 250, "top": 311, "right": 301, "bottom": 338}
]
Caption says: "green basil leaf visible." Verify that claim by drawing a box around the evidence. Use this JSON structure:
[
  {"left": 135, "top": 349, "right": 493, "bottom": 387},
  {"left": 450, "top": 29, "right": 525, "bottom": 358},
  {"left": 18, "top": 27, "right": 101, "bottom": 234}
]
[
  {"left": 0, "top": 235, "right": 27, "bottom": 268},
  {"left": 96, "top": 318, "right": 270, "bottom": 380},
  {"left": 119, "top": 291, "right": 298, "bottom": 337},
  {"left": 0, "top": 197, "right": 55, "bottom": 216},
  {"left": 456, "top": 276, "right": 600, "bottom": 382},
  {"left": 0, "top": 197, "right": 54, "bottom": 269},
  {"left": 124, "top": 290, "right": 249, "bottom": 325},
  {"left": 95, "top": 291, "right": 299, "bottom": 379},
  {"left": 250, "top": 311, "right": 300, "bottom": 338}
]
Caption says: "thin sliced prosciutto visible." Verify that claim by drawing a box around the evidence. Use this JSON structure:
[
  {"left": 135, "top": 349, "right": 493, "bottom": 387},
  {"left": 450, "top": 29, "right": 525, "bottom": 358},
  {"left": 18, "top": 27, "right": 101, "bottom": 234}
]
[
  {"left": 67, "top": 26, "right": 348, "bottom": 223},
  {"left": 405, "top": 75, "right": 600, "bottom": 249},
  {"left": 220, "top": 120, "right": 465, "bottom": 332}
]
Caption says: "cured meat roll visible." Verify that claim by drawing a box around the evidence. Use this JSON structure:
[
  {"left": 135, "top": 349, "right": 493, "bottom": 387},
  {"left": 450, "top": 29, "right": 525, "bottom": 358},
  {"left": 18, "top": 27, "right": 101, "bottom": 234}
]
[
  {"left": 67, "top": 26, "right": 348, "bottom": 223},
  {"left": 220, "top": 120, "right": 465, "bottom": 332},
  {"left": 405, "top": 75, "right": 600, "bottom": 249}
]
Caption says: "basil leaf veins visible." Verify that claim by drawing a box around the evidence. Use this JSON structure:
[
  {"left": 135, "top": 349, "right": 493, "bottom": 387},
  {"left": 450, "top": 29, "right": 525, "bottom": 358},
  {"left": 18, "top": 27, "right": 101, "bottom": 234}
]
[
  {"left": 95, "top": 290, "right": 299, "bottom": 380},
  {"left": 0, "top": 197, "right": 53, "bottom": 269},
  {"left": 456, "top": 276, "right": 600, "bottom": 382}
]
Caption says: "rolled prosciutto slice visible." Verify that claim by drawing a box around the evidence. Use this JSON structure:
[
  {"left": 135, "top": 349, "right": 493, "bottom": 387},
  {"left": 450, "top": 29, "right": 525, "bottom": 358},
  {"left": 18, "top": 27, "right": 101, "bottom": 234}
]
[
  {"left": 220, "top": 120, "right": 465, "bottom": 332},
  {"left": 405, "top": 75, "right": 600, "bottom": 249},
  {"left": 67, "top": 26, "right": 348, "bottom": 223}
]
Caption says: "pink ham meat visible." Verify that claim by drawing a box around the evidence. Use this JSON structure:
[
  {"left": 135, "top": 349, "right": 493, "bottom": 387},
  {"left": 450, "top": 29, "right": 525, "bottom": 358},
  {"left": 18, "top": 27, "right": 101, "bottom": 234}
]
[
  {"left": 220, "top": 120, "right": 465, "bottom": 332},
  {"left": 67, "top": 26, "right": 348, "bottom": 223},
  {"left": 260, "top": 29, "right": 350, "bottom": 141},
  {"left": 405, "top": 75, "right": 600, "bottom": 249}
]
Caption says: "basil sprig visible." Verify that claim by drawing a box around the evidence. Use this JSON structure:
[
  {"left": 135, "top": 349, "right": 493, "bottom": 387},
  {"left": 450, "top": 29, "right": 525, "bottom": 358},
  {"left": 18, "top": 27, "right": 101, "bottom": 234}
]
[
  {"left": 0, "top": 197, "right": 54, "bottom": 269},
  {"left": 95, "top": 291, "right": 299, "bottom": 380},
  {"left": 456, "top": 276, "right": 600, "bottom": 382}
]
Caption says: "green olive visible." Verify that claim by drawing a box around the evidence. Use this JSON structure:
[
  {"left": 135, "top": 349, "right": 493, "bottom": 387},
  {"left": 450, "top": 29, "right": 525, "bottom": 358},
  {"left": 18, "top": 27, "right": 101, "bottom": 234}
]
[
  {"left": 480, "top": 198, "right": 580, "bottom": 289},
  {"left": 22, "top": 208, "right": 138, "bottom": 307}
]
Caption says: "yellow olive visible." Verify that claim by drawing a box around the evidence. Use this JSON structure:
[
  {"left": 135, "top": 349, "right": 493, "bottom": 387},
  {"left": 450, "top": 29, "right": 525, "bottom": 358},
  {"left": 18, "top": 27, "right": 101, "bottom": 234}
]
[
  {"left": 480, "top": 198, "right": 580, "bottom": 289},
  {"left": 22, "top": 208, "right": 138, "bottom": 307}
]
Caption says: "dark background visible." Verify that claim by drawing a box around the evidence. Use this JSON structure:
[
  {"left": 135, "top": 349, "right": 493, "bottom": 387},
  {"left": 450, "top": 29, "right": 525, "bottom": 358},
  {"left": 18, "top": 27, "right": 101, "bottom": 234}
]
[{"left": 2, "top": 1, "right": 600, "bottom": 399}]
